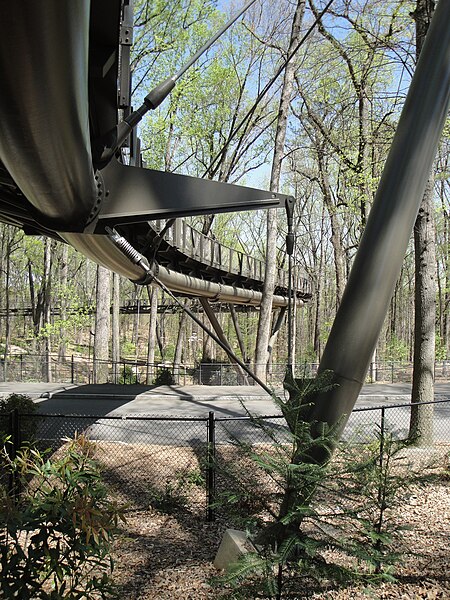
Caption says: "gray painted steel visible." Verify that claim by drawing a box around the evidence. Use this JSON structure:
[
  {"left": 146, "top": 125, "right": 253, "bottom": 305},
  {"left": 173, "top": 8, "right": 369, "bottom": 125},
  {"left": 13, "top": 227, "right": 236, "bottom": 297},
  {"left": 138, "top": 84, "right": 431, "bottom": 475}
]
[
  {"left": 0, "top": 1, "right": 97, "bottom": 229},
  {"left": 0, "top": 0, "right": 297, "bottom": 307},
  {"left": 155, "top": 265, "right": 296, "bottom": 307},
  {"left": 96, "top": 159, "right": 285, "bottom": 226},
  {"left": 312, "top": 0, "right": 450, "bottom": 430}
]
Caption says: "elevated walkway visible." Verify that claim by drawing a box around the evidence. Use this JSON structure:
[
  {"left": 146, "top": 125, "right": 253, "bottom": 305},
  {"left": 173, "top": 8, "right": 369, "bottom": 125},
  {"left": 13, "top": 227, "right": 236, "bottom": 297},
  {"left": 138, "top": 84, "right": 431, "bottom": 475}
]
[
  {"left": 146, "top": 219, "right": 311, "bottom": 300},
  {"left": 0, "top": 1, "right": 310, "bottom": 310}
]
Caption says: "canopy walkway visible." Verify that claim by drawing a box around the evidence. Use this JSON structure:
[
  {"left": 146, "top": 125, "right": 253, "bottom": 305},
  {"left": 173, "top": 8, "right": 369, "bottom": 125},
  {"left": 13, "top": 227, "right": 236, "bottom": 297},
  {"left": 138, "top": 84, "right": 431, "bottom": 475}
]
[{"left": 0, "top": 0, "right": 309, "bottom": 310}]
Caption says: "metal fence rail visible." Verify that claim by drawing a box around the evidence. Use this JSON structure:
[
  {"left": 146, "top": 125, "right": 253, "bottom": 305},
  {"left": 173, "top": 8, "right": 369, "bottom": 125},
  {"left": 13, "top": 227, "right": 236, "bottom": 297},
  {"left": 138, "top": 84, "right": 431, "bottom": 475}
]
[
  {"left": 1, "top": 399, "right": 449, "bottom": 520},
  {"left": 0, "top": 354, "right": 449, "bottom": 386}
]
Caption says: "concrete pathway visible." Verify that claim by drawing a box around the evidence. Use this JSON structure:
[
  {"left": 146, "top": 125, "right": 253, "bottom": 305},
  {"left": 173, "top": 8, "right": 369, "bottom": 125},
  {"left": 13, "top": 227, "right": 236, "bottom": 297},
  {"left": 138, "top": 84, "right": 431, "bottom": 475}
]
[{"left": 0, "top": 381, "right": 449, "bottom": 418}]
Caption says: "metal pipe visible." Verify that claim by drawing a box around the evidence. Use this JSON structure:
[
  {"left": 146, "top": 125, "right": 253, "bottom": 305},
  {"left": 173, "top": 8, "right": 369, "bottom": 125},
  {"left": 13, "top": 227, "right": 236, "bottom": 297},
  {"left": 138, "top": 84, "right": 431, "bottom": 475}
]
[
  {"left": 311, "top": 0, "right": 450, "bottom": 430},
  {"left": 61, "top": 233, "right": 147, "bottom": 281},
  {"left": 155, "top": 264, "right": 297, "bottom": 308},
  {"left": 63, "top": 230, "right": 298, "bottom": 308},
  {"left": 0, "top": 1, "right": 97, "bottom": 229},
  {"left": 96, "top": 0, "right": 260, "bottom": 165}
]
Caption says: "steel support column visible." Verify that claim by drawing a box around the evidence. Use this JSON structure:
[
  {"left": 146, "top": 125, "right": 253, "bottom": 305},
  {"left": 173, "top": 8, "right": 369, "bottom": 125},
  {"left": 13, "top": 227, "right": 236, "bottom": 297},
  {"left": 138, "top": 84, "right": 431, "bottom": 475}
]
[
  {"left": 311, "top": 0, "right": 450, "bottom": 432},
  {"left": 199, "top": 298, "right": 249, "bottom": 385}
]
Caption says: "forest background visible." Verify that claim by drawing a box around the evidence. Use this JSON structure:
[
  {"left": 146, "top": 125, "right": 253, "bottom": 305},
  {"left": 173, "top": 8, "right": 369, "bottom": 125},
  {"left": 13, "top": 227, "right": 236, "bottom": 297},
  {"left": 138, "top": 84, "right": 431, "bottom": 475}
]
[{"left": 0, "top": 0, "right": 448, "bottom": 384}]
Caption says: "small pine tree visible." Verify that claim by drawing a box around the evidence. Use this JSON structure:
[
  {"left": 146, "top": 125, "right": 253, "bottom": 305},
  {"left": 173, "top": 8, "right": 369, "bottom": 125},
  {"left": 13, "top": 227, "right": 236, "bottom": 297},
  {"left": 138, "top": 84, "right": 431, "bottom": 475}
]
[{"left": 215, "top": 371, "right": 420, "bottom": 599}]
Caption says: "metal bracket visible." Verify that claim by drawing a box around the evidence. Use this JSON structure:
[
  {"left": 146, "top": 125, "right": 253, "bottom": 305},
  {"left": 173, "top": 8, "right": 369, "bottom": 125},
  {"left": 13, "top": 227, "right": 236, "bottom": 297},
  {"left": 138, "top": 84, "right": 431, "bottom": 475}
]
[
  {"left": 94, "top": 159, "right": 293, "bottom": 231},
  {"left": 119, "top": 24, "right": 133, "bottom": 46},
  {"left": 118, "top": 0, "right": 133, "bottom": 108},
  {"left": 84, "top": 171, "right": 106, "bottom": 229}
]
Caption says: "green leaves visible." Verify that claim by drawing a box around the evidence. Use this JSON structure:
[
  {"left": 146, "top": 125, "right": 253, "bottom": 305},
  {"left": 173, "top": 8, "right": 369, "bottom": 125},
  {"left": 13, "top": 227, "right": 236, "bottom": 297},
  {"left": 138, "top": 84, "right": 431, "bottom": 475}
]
[
  {"left": 214, "top": 381, "right": 422, "bottom": 597},
  {"left": 0, "top": 435, "right": 125, "bottom": 599},
  {"left": 280, "top": 368, "right": 337, "bottom": 434}
]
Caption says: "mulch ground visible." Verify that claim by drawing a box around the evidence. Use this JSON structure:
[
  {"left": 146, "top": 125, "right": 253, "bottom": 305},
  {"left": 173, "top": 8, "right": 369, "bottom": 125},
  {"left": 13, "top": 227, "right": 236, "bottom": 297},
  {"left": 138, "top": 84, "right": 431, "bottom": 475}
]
[{"left": 104, "top": 444, "right": 449, "bottom": 599}]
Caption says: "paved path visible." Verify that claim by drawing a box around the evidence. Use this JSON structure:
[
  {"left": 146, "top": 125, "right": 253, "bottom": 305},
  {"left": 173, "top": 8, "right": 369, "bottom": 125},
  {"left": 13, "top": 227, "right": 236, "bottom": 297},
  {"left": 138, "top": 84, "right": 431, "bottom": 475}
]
[
  {"left": 1, "top": 381, "right": 449, "bottom": 417},
  {"left": 2, "top": 382, "right": 449, "bottom": 444}
]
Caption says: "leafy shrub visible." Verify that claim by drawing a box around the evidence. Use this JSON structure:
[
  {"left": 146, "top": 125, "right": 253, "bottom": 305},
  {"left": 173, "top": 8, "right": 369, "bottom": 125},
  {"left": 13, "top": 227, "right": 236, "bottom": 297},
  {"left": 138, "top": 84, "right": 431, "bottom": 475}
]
[
  {"left": 0, "top": 393, "right": 39, "bottom": 443},
  {"left": 0, "top": 434, "right": 125, "bottom": 599},
  {"left": 326, "top": 430, "right": 415, "bottom": 577},
  {"left": 120, "top": 341, "right": 136, "bottom": 357},
  {"left": 383, "top": 335, "right": 409, "bottom": 362},
  {"left": 148, "top": 467, "right": 205, "bottom": 514},
  {"left": 215, "top": 372, "right": 418, "bottom": 599},
  {"left": 148, "top": 479, "right": 189, "bottom": 513},
  {"left": 118, "top": 364, "right": 139, "bottom": 384},
  {"left": 0, "top": 393, "right": 36, "bottom": 415},
  {"left": 152, "top": 367, "right": 175, "bottom": 386}
]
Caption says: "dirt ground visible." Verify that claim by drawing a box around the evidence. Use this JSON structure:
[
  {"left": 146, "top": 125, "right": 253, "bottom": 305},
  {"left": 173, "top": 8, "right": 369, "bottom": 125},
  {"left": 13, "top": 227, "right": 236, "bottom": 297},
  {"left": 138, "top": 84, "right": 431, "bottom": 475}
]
[{"left": 101, "top": 443, "right": 450, "bottom": 599}]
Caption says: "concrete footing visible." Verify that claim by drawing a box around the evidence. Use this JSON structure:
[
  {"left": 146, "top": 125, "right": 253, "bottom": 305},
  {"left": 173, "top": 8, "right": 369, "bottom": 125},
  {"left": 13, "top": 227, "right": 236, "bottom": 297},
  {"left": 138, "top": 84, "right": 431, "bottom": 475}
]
[{"left": 214, "top": 528, "right": 251, "bottom": 571}]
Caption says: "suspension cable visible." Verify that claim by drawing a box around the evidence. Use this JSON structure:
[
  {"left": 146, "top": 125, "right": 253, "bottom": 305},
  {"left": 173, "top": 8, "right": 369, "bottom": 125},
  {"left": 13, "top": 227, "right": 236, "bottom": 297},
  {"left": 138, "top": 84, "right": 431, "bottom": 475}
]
[{"left": 106, "top": 226, "right": 279, "bottom": 398}]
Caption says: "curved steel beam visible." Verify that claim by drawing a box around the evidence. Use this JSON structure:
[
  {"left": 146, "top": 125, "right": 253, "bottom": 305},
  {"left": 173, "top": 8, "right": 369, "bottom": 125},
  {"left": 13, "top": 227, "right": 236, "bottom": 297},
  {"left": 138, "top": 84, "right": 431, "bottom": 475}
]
[
  {"left": 0, "top": 0, "right": 300, "bottom": 311},
  {"left": 154, "top": 264, "right": 298, "bottom": 308},
  {"left": 63, "top": 231, "right": 296, "bottom": 307},
  {"left": 0, "top": 1, "right": 97, "bottom": 230}
]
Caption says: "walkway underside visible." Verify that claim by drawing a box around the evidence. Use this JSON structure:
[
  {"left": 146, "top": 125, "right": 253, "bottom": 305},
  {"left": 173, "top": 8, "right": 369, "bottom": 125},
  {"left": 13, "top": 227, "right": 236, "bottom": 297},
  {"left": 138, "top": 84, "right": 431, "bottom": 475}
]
[{"left": 0, "top": 0, "right": 310, "bottom": 308}]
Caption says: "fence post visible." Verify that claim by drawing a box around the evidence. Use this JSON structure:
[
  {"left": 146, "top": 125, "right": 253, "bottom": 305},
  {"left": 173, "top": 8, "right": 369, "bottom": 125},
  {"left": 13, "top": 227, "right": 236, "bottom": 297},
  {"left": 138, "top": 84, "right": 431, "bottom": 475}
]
[
  {"left": 207, "top": 411, "right": 216, "bottom": 522},
  {"left": 71, "top": 354, "right": 75, "bottom": 384},
  {"left": 9, "top": 409, "right": 20, "bottom": 502},
  {"left": 379, "top": 406, "right": 385, "bottom": 470}
]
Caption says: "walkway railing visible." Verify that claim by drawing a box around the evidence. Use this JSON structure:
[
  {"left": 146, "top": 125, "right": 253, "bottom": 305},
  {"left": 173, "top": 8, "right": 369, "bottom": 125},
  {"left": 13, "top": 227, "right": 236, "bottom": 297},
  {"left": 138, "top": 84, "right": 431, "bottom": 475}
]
[{"left": 153, "top": 219, "right": 311, "bottom": 296}]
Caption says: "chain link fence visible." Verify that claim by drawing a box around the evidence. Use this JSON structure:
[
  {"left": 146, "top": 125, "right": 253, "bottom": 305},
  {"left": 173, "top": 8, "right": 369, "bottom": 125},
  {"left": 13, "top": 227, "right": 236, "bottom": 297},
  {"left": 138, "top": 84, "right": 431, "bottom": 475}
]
[
  {"left": 1, "top": 400, "right": 449, "bottom": 520},
  {"left": 0, "top": 354, "right": 449, "bottom": 386}
]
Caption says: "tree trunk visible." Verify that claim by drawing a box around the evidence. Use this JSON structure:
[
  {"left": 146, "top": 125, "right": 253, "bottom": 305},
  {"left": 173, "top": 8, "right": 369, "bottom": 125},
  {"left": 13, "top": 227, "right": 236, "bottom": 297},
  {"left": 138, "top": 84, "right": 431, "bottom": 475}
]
[
  {"left": 229, "top": 304, "right": 248, "bottom": 363},
  {"left": 317, "top": 145, "right": 345, "bottom": 308},
  {"left": 313, "top": 205, "right": 326, "bottom": 360},
  {"left": 58, "top": 244, "right": 68, "bottom": 361},
  {"left": 146, "top": 284, "right": 158, "bottom": 384},
  {"left": 41, "top": 238, "right": 53, "bottom": 383},
  {"left": 254, "top": 0, "right": 306, "bottom": 382},
  {"left": 132, "top": 284, "right": 141, "bottom": 360},
  {"left": 440, "top": 177, "right": 450, "bottom": 357},
  {"left": 410, "top": 178, "right": 436, "bottom": 444},
  {"left": 201, "top": 309, "right": 216, "bottom": 363},
  {"left": 357, "top": 84, "right": 371, "bottom": 230},
  {"left": 93, "top": 265, "right": 110, "bottom": 383},
  {"left": 3, "top": 229, "right": 11, "bottom": 363},
  {"left": 111, "top": 272, "right": 120, "bottom": 383},
  {"left": 173, "top": 303, "right": 187, "bottom": 384},
  {"left": 410, "top": 0, "right": 436, "bottom": 445}
]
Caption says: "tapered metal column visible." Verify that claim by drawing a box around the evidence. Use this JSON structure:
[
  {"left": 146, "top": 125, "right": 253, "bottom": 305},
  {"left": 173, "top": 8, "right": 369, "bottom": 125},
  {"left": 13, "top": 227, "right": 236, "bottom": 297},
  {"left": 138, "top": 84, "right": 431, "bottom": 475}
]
[
  {"left": 311, "top": 0, "right": 450, "bottom": 430},
  {"left": 199, "top": 298, "right": 249, "bottom": 384}
]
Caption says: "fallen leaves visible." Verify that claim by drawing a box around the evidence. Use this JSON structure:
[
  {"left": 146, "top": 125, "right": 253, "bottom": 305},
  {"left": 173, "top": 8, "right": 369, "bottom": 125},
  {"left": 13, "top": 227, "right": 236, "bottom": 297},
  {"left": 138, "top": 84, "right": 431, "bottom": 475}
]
[{"left": 106, "top": 443, "right": 449, "bottom": 599}]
